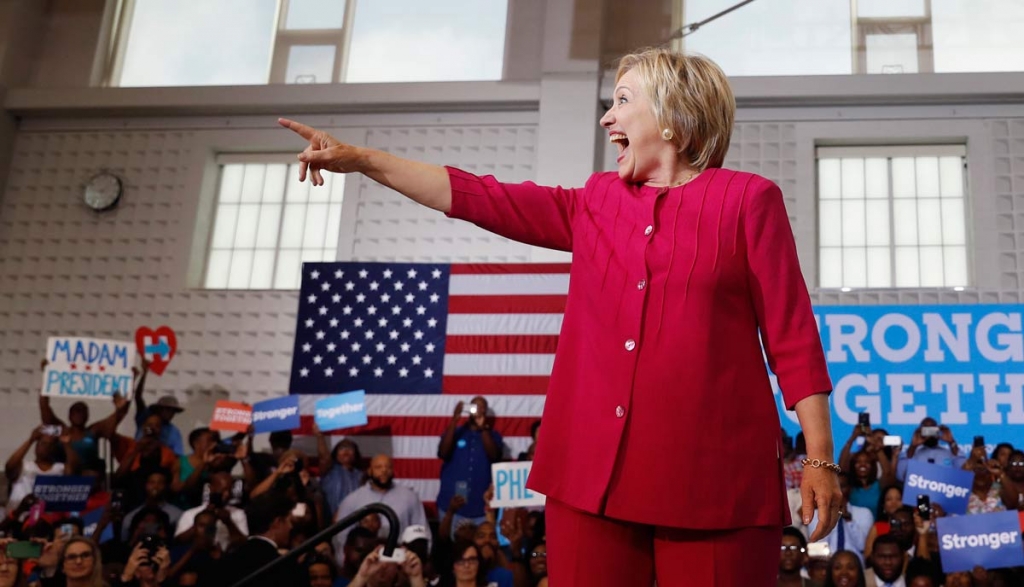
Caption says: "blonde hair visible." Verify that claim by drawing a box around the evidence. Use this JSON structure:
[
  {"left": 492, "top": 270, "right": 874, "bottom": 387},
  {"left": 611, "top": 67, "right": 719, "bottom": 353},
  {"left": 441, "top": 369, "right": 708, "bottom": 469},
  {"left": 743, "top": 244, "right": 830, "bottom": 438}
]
[
  {"left": 615, "top": 48, "right": 735, "bottom": 170},
  {"left": 59, "top": 536, "right": 106, "bottom": 587}
]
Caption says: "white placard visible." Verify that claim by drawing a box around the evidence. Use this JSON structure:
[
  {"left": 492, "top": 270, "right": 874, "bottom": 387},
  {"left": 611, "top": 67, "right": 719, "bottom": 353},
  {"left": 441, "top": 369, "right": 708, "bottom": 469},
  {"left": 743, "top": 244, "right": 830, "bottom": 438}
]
[
  {"left": 42, "top": 337, "right": 136, "bottom": 400},
  {"left": 489, "top": 461, "right": 546, "bottom": 508}
]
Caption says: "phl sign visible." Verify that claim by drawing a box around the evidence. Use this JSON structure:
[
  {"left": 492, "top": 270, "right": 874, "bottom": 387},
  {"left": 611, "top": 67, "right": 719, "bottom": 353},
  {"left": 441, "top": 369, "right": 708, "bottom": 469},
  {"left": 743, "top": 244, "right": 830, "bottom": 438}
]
[
  {"left": 901, "top": 461, "right": 974, "bottom": 515},
  {"left": 490, "top": 462, "right": 546, "bottom": 508},
  {"left": 937, "top": 511, "right": 1024, "bottom": 572},
  {"left": 42, "top": 337, "right": 136, "bottom": 400},
  {"left": 775, "top": 306, "right": 1024, "bottom": 448}
]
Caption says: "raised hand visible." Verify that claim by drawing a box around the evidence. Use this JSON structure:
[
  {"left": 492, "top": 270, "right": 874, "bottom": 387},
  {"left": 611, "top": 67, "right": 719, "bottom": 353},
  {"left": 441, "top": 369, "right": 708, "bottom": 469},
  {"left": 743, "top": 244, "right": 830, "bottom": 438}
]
[{"left": 278, "top": 118, "right": 366, "bottom": 186}]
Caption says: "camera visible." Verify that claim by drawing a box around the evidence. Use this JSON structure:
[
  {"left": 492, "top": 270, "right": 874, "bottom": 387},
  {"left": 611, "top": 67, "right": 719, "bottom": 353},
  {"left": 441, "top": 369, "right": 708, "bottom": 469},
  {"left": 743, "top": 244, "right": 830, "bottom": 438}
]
[
  {"left": 921, "top": 426, "right": 940, "bottom": 438},
  {"left": 973, "top": 435, "right": 985, "bottom": 449},
  {"left": 379, "top": 546, "right": 407, "bottom": 564},
  {"left": 41, "top": 425, "right": 63, "bottom": 437},
  {"left": 139, "top": 534, "right": 165, "bottom": 566},
  {"left": 212, "top": 442, "right": 236, "bottom": 455},
  {"left": 468, "top": 404, "right": 479, "bottom": 416}
]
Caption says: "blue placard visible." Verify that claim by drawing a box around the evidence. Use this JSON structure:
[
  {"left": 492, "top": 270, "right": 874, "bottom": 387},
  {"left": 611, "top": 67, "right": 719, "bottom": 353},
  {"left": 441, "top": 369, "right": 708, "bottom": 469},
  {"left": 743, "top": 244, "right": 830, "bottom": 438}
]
[
  {"left": 773, "top": 306, "right": 1024, "bottom": 456},
  {"left": 81, "top": 506, "right": 113, "bottom": 544},
  {"left": 251, "top": 395, "right": 301, "bottom": 434},
  {"left": 937, "top": 511, "right": 1024, "bottom": 573},
  {"left": 314, "top": 390, "right": 368, "bottom": 432},
  {"left": 901, "top": 461, "right": 974, "bottom": 515},
  {"left": 33, "top": 476, "right": 93, "bottom": 512}
]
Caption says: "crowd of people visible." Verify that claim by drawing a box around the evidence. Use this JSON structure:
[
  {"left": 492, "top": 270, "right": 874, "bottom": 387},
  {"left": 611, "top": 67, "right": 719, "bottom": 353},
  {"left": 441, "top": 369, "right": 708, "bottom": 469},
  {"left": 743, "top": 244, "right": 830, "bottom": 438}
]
[
  {"left": 778, "top": 418, "right": 1024, "bottom": 587},
  {"left": 6, "top": 362, "right": 1023, "bottom": 587},
  {"left": 0, "top": 365, "right": 545, "bottom": 587}
]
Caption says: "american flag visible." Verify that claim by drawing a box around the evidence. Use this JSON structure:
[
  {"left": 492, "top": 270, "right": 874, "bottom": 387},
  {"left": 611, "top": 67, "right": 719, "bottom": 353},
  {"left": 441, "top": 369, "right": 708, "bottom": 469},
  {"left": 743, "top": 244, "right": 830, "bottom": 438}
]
[{"left": 289, "top": 262, "right": 567, "bottom": 510}]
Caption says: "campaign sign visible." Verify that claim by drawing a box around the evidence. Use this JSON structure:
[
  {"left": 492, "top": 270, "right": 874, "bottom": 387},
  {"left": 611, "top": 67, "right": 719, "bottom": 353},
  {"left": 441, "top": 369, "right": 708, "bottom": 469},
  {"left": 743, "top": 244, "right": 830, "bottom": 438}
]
[
  {"left": 135, "top": 326, "right": 177, "bottom": 376},
  {"left": 490, "top": 462, "right": 546, "bottom": 508},
  {"left": 774, "top": 306, "right": 1024, "bottom": 454},
  {"left": 252, "top": 396, "right": 301, "bottom": 434},
  {"left": 902, "top": 461, "right": 974, "bottom": 515},
  {"left": 81, "top": 506, "right": 113, "bottom": 544},
  {"left": 33, "top": 476, "right": 94, "bottom": 512},
  {"left": 42, "top": 337, "right": 136, "bottom": 400},
  {"left": 937, "top": 511, "right": 1024, "bottom": 572},
  {"left": 314, "top": 391, "right": 368, "bottom": 431},
  {"left": 210, "top": 401, "right": 252, "bottom": 432}
]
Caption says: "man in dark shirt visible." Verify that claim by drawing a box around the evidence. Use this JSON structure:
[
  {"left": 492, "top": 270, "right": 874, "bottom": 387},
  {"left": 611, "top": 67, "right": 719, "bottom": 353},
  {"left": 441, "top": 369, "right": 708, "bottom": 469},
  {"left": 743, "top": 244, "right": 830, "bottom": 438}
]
[
  {"left": 436, "top": 397, "right": 504, "bottom": 536},
  {"left": 205, "top": 491, "right": 296, "bottom": 587}
]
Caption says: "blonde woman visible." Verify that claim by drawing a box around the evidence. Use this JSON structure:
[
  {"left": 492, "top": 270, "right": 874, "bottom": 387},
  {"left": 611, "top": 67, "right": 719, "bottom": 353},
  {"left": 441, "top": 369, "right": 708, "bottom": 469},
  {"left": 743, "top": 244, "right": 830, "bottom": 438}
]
[
  {"left": 35, "top": 536, "right": 107, "bottom": 587},
  {"left": 280, "top": 47, "right": 840, "bottom": 586}
]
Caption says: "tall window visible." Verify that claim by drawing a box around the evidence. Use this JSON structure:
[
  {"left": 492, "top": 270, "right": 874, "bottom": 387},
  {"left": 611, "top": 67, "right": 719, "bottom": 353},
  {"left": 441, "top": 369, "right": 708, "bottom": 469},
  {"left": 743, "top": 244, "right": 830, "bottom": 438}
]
[
  {"left": 676, "top": 0, "right": 1024, "bottom": 76},
  {"left": 112, "top": 0, "right": 508, "bottom": 86},
  {"left": 817, "top": 146, "right": 969, "bottom": 289},
  {"left": 204, "top": 156, "right": 346, "bottom": 290}
]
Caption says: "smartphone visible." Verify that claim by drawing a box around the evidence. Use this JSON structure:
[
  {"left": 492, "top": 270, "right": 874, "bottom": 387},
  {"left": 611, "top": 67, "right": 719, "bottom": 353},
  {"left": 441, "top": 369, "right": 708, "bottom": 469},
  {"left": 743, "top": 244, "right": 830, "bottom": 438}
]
[
  {"left": 292, "top": 503, "right": 308, "bottom": 518},
  {"left": 6, "top": 541, "right": 42, "bottom": 559},
  {"left": 806, "top": 542, "right": 830, "bottom": 558},
  {"left": 59, "top": 523, "right": 75, "bottom": 537},
  {"left": 883, "top": 435, "right": 903, "bottom": 447},
  {"left": 208, "top": 491, "right": 224, "bottom": 509},
  {"left": 41, "top": 425, "right": 63, "bottom": 437},
  {"left": 455, "top": 480, "right": 469, "bottom": 499},
  {"left": 858, "top": 413, "right": 870, "bottom": 432},
  {"left": 917, "top": 495, "right": 931, "bottom": 520},
  {"left": 110, "top": 489, "right": 124, "bottom": 511},
  {"left": 468, "top": 404, "right": 479, "bottom": 416},
  {"left": 973, "top": 436, "right": 985, "bottom": 449},
  {"left": 212, "top": 442, "right": 236, "bottom": 455},
  {"left": 921, "top": 426, "right": 940, "bottom": 437},
  {"left": 379, "top": 546, "right": 407, "bottom": 564}
]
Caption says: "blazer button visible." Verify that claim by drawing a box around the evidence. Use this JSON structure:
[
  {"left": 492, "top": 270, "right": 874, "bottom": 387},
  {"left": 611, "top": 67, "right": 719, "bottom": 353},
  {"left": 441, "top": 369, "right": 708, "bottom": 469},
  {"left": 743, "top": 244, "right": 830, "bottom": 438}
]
[
  {"left": 615, "top": 406, "right": 625, "bottom": 418},
  {"left": 624, "top": 339, "right": 636, "bottom": 351},
  {"left": 644, "top": 225, "right": 654, "bottom": 236},
  {"left": 636, "top": 279, "right": 646, "bottom": 290}
]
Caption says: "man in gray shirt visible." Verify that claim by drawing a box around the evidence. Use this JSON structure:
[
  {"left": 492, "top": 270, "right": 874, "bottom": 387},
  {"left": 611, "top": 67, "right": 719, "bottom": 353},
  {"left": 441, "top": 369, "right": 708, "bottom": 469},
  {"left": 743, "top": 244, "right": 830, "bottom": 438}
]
[
  {"left": 121, "top": 468, "right": 182, "bottom": 540},
  {"left": 331, "top": 453, "right": 430, "bottom": 568}
]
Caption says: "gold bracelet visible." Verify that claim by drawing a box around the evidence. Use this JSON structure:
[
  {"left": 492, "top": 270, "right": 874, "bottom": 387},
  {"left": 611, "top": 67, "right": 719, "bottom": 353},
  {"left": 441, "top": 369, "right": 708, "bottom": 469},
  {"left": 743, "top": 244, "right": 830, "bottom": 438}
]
[{"left": 801, "top": 457, "right": 842, "bottom": 474}]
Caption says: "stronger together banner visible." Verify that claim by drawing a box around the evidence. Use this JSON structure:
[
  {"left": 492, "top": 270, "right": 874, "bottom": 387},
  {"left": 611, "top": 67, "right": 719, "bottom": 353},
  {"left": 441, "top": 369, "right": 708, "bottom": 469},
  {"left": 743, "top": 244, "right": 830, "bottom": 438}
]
[{"left": 774, "top": 305, "right": 1023, "bottom": 449}]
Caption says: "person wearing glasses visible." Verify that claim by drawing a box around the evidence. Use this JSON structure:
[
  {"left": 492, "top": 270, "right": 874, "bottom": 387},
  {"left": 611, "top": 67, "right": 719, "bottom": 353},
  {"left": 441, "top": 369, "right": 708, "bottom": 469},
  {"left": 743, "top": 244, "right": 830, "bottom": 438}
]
[
  {"left": 526, "top": 542, "right": 547, "bottom": 587},
  {"left": 776, "top": 527, "right": 814, "bottom": 587},
  {"left": 440, "top": 541, "right": 487, "bottom": 587},
  {"left": 36, "top": 536, "right": 106, "bottom": 587},
  {"left": 998, "top": 449, "right": 1024, "bottom": 509}
]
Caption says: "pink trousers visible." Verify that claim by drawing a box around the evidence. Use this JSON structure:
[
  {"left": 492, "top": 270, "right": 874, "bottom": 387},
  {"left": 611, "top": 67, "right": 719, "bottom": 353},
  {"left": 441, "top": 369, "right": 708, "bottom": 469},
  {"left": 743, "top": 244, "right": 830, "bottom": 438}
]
[{"left": 545, "top": 498, "right": 782, "bottom": 587}]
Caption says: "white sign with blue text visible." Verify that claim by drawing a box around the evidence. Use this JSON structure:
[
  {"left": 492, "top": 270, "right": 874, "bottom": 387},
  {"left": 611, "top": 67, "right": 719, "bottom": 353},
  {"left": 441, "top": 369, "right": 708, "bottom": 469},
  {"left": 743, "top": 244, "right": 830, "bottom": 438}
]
[
  {"left": 314, "top": 390, "right": 368, "bottom": 431},
  {"left": 42, "top": 337, "right": 136, "bottom": 400},
  {"left": 490, "top": 462, "right": 546, "bottom": 508},
  {"left": 252, "top": 396, "right": 301, "bottom": 434},
  {"left": 937, "top": 511, "right": 1024, "bottom": 573},
  {"left": 775, "top": 306, "right": 1024, "bottom": 454},
  {"left": 902, "top": 461, "right": 974, "bottom": 515}
]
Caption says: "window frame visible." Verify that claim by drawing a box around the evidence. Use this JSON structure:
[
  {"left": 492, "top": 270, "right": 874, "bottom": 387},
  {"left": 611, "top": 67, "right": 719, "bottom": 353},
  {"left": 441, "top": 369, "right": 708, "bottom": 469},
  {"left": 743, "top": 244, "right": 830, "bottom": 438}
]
[
  {"left": 815, "top": 144, "right": 972, "bottom": 290},
  {"left": 202, "top": 153, "right": 347, "bottom": 291}
]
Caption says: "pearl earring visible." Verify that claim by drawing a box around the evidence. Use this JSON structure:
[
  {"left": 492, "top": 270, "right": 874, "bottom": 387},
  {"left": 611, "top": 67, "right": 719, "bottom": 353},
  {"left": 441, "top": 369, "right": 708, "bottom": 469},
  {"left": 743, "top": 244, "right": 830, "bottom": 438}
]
[{"left": 662, "top": 128, "right": 674, "bottom": 141}]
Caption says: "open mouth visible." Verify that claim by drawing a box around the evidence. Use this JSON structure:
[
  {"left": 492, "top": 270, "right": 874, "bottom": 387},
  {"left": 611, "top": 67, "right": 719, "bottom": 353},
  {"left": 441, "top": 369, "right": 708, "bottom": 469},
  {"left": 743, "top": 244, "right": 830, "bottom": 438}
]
[
  {"left": 610, "top": 132, "right": 630, "bottom": 162},
  {"left": 837, "top": 576, "right": 852, "bottom": 587}
]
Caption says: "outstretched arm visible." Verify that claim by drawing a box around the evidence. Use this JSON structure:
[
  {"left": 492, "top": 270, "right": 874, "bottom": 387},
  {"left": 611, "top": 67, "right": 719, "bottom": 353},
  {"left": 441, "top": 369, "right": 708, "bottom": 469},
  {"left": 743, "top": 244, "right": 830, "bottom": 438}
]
[{"left": 279, "top": 118, "right": 451, "bottom": 212}]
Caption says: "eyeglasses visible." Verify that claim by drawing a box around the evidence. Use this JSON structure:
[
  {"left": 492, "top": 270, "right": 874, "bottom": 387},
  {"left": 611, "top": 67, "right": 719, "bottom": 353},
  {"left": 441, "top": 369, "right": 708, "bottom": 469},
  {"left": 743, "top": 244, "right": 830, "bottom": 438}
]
[
  {"left": 455, "top": 557, "right": 480, "bottom": 566},
  {"left": 65, "top": 552, "right": 94, "bottom": 563},
  {"left": 530, "top": 552, "right": 547, "bottom": 558},
  {"left": 780, "top": 545, "right": 806, "bottom": 553}
]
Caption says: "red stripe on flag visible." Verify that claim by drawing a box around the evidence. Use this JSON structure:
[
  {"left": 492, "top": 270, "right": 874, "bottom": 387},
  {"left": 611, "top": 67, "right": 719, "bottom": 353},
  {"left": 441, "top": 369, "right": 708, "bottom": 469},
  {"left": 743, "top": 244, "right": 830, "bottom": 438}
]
[
  {"left": 445, "top": 335, "right": 559, "bottom": 354},
  {"left": 442, "top": 376, "right": 550, "bottom": 395},
  {"left": 392, "top": 458, "right": 443, "bottom": 480},
  {"left": 447, "top": 295, "right": 566, "bottom": 314},
  {"left": 298, "top": 415, "right": 539, "bottom": 437},
  {"left": 450, "top": 263, "right": 571, "bottom": 275}
]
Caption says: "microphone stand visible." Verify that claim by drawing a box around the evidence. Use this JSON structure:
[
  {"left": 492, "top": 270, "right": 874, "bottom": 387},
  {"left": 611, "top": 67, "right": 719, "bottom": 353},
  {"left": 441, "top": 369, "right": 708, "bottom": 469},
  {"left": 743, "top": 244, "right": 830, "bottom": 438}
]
[{"left": 229, "top": 503, "right": 400, "bottom": 587}]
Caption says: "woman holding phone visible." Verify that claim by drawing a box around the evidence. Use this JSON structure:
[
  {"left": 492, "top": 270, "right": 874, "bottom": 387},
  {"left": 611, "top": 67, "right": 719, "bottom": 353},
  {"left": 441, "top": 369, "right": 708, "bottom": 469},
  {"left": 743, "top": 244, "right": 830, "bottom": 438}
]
[{"left": 280, "top": 47, "right": 840, "bottom": 586}]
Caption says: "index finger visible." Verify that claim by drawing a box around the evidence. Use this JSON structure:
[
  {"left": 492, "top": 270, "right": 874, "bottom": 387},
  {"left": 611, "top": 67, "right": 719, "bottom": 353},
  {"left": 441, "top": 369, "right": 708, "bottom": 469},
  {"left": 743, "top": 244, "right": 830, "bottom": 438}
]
[{"left": 278, "top": 118, "right": 316, "bottom": 140}]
